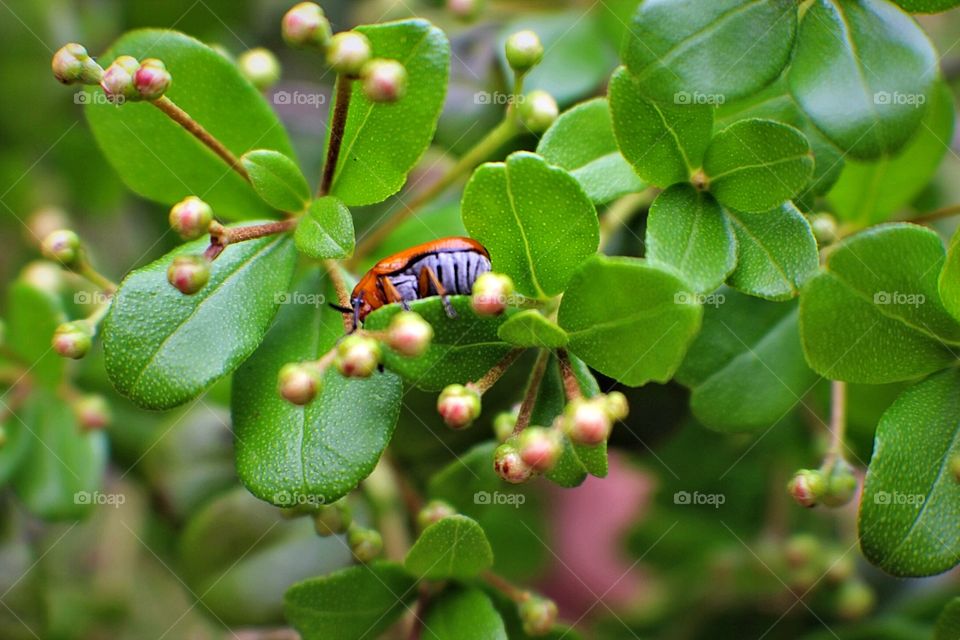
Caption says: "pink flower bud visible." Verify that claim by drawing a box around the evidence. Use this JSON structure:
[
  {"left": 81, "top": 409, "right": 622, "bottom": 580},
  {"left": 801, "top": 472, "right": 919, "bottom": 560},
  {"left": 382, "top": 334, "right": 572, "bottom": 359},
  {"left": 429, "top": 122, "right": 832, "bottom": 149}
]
[
  {"left": 494, "top": 442, "right": 533, "bottom": 484},
  {"left": 282, "top": 2, "right": 332, "bottom": 49},
  {"left": 167, "top": 255, "right": 210, "bottom": 295},
  {"left": 417, "top": 499, "right": 457, "bottom": 530},
  {"left": 471, "top": 272, "right": 515, "bottom": 316},
  {"left": 348, "top": 525, "right": 383, "bottom": 563},
  {"left": 73, "top": 394, "right": 111, "bottom": 431},
  {"left": 278, "top": 362, "right": 322, "bottom": 405},
  {"left": 335, "top": 335, "right": 382, "bottom": 378},
  {"left": 386, "top": 311, "right": 433, "bottom": 357},
  {"left": 447, "top": 0, "right": 486, "bottom": 22},
  {"left": 100, "top": 55, "right": 141, "bottom": 103},
  {"left": 52, "top": 43, "right": 103, "bottom": 85},
  {"left": 517, "top": 427, "right": 562, "bottom": 472},
  {"left": 238, "top": 48, "right": 281, "bottom": 90},
  {"left": 519, "top": 596, "right": 558, "bottom": 636},
  {"left": 361, "top": 59, "right": 408, "bottom": 103},
  {"left": 169, "top": 196, "right": 214, "bottom": 240},
  {"left": 134, "top": 58, "right": 172, "bottom": 101},
  {"left": 563, "top": 398, "right": 612, "bottom": 446},
  {"left": 437, "top": 384, "right": 481, "bottom": 429},
  {"left": 326, "top": 32, "right": 372, "bottom": 76},
  {"left": 787, "top": 469, "right": 826, "bottom": 508},
  {"left": 52, "top": 321, "right": 93, "bottom": 360},
  {"left": 40, "top": 229, "right": 81, "bottom": 265}
]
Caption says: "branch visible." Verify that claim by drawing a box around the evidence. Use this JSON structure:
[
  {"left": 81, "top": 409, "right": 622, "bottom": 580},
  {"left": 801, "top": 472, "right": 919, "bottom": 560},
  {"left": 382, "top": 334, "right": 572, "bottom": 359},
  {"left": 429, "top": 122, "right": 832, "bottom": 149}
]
[
  {"left": 512, "top": 349, "right": 551, "bottom": 435},
  {"left": 152, "top": 96, "right": 250, "bottom": 182},
  {"left": 319, "top": 77, "right": 353, "bottom": 197}
]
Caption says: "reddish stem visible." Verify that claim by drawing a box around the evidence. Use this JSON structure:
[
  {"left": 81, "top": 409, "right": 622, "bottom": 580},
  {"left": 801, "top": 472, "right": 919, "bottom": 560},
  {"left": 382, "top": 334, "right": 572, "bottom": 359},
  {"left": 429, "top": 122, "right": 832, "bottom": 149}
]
[
  {"left": 473, "top": 348, "right": 525, "bottom": 394},
  {"left": 512, "top": 349, "right": 550, "bottom": 436},
  {"left": 319, "top": 77, "right": 352, "bottom": 197},
  {"left": 152, "top": 97, "right": 250, "bottom": 182},
  {"left": 556, "top": 349, "right": 582, "bottom": 402}
]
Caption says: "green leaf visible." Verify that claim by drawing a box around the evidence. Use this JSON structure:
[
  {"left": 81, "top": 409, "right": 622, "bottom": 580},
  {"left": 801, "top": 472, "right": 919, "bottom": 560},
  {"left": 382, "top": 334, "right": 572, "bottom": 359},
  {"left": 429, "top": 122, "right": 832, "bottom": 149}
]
[
  {"left": 365, "top": 297, "right": 513, "bottom": 392},
  {"left": 788, "top": 0, "right": 937, "bottom": 160},
  {"left": 294, "top": 196, "right": 355, "bottom": 260},
  {"left": 827, "top": 81, "right": 955, "bottom": 225},
  {"left": 860, "top": 368, "right": 960, "bottom": 577},
  {"left": 285, "top": 562, "right": 417, "bottom": 640},
  {"left": 609, "top": 67, "right": 713, "bottom": 188},
  {"left": 800, "top": 224, "right": 960, "bottom": 383},
  {"left": 423, "top": 588, "right": 508, "bottom": 640},
  {"left": 329, "top": 20, "right": 450, "bottom": 206},
  {"left": 12, "top": 390, "right": 107, "bottom": 521},
  {"left": 558, "top": 256, "right": 703, "bottom": 387},
  {"left": 461, "top": 152, "right": 599, "bottom": 299},
  {"left": 498, "top": 311, "right": 568, "bottom": 349},
  {"left": 104, "top": 229, "right": 296, "bottom": 409},
  {"left": 0, "top": 415, "right": 31, "bottom": 487},
  {"left": 895, "top": 0, "right": 960, "bottom": 10},
  {"left": 85, "top": 30, "right": 294, "bottom": 220},
  {"left": 646, "top": 184, "right": 736, "bottom": 294},
  {"left": 724, "top": 203, "right": 819, "bottom": 300},
  {"left": 537, "top": 98, "right": 644, "bottom": 204},
  {"left": 941, "top": 226, "right": 960, "bottom": 323},
  {"left": 241, "top": 149, "right": 311, "bottom": 213},
  {"left": 233, "top": 272, "right": 402, "bottom": 507},
  {"left": 622, "top": 0, "right": 797, "bottom": 103},
  {"left": 703, "top": 119, "right": 814, "bottom": 212},
  {"left": 6, "top": 281, "right": 65, "bottom": 389},
  {"left": 404, "top": 514, "right": 494, "bottom": 580},
  {"left": 936, "top": 597, "right": 960, "bottom": 640},
  {"left": 676, "top": 292, "right": 817, "bottom": 432}
]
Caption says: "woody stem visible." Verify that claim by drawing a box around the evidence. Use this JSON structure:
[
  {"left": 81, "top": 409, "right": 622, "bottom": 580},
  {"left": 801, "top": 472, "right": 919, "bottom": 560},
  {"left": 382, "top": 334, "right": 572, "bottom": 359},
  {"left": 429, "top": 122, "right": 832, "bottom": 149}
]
[
  {"left": 319, "top": 76, "right": 353, "bottom": 197},
  {"left": 152, "top": 97, "right": 250, "bottom": 182},
  {"left": 473, "top": 348, "right": 525, "bottom": 394},
  {"left": 512, "top": 349, "right": 551, "bottom": 436}
]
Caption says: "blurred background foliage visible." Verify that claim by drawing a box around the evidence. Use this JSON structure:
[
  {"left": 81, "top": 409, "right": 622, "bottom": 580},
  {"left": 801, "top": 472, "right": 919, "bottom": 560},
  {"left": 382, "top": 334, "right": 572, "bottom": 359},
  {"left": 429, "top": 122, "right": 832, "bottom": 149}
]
[{"left": 1, "top": 1, "right": 960, "bottom": 639}]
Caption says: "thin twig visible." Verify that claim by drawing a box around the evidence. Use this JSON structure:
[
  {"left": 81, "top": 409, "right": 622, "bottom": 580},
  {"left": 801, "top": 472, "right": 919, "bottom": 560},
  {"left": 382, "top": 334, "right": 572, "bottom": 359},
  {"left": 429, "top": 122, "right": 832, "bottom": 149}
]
[
  {"left": 408, "top": 584, "right": 431, "bottom": 640},
  {"left": 152, "top": 97, "right": 250, "bottom": 182},
  {"left": 908, "top": 204, "right": 960, "bottom": 226},
  {"left": 473, "top": 348, "right": 525, "bottom": 394},
  {"left": 323, "top": 259, "right": 353, "bottom": 332},
  {"left": 556, "top": 349, "right": 581, "bottom": 402},
  {"left": 823, "top": 380, "right": 847, "bottom": 473},
  {"left": 319, "top": 77, "right": 353, "bottom": 197},
  {"left": 512, "top": 349, "right": 551, "bottom": 435},
  {"left": 481, "top": 570, "right": 530, "bottom": 603}
]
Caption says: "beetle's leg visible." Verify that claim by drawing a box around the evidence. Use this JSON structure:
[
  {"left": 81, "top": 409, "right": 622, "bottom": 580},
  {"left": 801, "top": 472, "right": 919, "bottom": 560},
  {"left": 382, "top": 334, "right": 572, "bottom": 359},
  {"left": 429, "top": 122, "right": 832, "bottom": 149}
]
[
  {"left": 379, "top": 276, "right": 410, "bottom": 310},
  {"left": 420, "top": 267, "right": 457, "bottom": 318}
]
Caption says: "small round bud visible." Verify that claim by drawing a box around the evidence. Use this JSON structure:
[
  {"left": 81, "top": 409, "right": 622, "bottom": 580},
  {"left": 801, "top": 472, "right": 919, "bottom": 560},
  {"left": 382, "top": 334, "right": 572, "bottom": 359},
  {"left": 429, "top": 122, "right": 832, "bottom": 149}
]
[
  {"left": 809, "top": 213, "right": 838, "bottom": 246},
  {"left": 73, "top": 394, "right": 111, "bottom": 431},
  {"left": 505, "top": 30, "right": 543, "bottom": 74},
  {"left": 821, "top": 460, "right": 858, "bottom": 508},
  {"left": 604, "top": 391, "right": 629, "bottom": 421},
  {"left": 494, "top": 441, "right": 534, "bottom": 484},
  {"left": 835, "top": 579, "right": 874, "bottom": 620},
  {"left": 52, "top": 43, "right": 103, "bottom": 85},
  {"left": 335, "top": 335, "right": 382, "bottom": 378},
  {"left": 100, "top": 55, "right": 142, "bottom": 103},
  {"left": 52, "top": 321, "right": 93, "bottom": 360},
  {"left": 787, "top": 469, "right": 826, "bottom": 508},
  {"left": 361, "top": 59, "right": 408, "bottom": 103},
  {"left": 133, "top": 58, "right": 172, "bottom": 101},
  {"left": 518, "top": 90, "right": 559, "bottom": 134},
  {"left": 238, "top": 48, "right": 281, "bottom": 90},
  {"left": 951, "top": 454, "right": 960, "bottom": 483},
  {"left": 563, "top": 398, "right": 612, "bottom": 446},
  {"left": 326, "top": 32, "right": 373, "bottom": 77},
  {"left": 447, "top": 0, "right": 486, "bottom": 22},
  {"left": 278, "top": 363, "right": 322, "bottom": 405},
  {"left": 348, "top": 526, "right": 383, "bottom": 563},
  {"left": 386, "top": 311, "right": 433, "bottom": 357},
  {"left": 417, "top": 499, "right": 457, "bottom": 530},
  {"left": 282, "top": 2, "right": 332, "bottom": 49},
  {"left": 471, "top": 272, "right": 515, "bottom": 316},
  {"left": 519, "top": 596, "right": 558, "bottom": 637},
  {"left": 784, "top": 533, "right": 821, "bottom": 569},
  {"left": 169, "top": 196, "right": 214, "bottom": 240},
  {"left": 825, "top": 551, "right": 855, "bottom": 584},
  {"left": 493, "top": 411, "right": 517, "bottom": 442},
  {"left": 313, "top": 502, "right": 351, "bottom": 536},
  {"left": 40, "top": 229, "right": 81, "bottom": 265},
  {"left": 437, "top": 384, "right": 481, "bottom": 429},
  {"left": 517, "top": 427, "right": 562, "bottom": 473},
  {"left": 167, "top": 255, "right": 210, "bottom": 295},
  {"left": 20, "top": 262, "right": 65, "bottom": 293}
]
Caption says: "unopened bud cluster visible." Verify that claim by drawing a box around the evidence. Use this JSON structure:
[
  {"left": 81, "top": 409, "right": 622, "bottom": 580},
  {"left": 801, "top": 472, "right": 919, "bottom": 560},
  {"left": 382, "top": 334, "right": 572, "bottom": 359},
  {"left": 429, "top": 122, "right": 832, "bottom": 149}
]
[
  {"left": 437, "top": 383, "right": 482, "bottom": 430},
  {"left": 787, "top": 458, "right": 858, "bottom": 509},
  {"left": 470, "top": 272, "right": 515, "bottom": 316}
]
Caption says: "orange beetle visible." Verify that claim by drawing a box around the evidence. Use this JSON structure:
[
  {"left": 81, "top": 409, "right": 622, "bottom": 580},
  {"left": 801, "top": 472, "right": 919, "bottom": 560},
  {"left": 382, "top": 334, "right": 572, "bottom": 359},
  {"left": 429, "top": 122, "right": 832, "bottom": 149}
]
[{"left": 344, "top": 237, "right": 491, "bottom": 329}]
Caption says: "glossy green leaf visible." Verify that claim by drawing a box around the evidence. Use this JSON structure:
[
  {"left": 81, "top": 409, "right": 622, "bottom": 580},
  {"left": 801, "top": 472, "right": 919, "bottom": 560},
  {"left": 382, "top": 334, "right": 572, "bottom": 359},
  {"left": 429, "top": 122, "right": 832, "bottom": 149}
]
[
  {"left": 241, "top": 149, "right": 311, "bottom": 213},
  {"left": 558, "top": 256, "right": 703, "bottom": 387},
  {"left": 827, "top": 81, "right": 955, "bottom": 225},
  {"left": 285, "top": 562, "right": 417, "bottom": 640},
  {"left": 646, "top": 184, "right": 736, "bottom": 294},
  {"left": 233, "top": 272, "right": 402, "bottom": 507},
  {"left": 294, "top": 196, "right": 355, "bottom": 260},
  {"left": 724, "top": 203, "right": 819, "bottom": 300},
  {"left": 423, "top": 588, "right": 508, "bottom": 640},
  {"left": 800, "top": 224, "right": 960, "bottom": 383},
  {"left": 609, "top": 67, "right": 713, "bottom": 188},
  {"left": 677, "top": 293, "right": 817, "bottom": 432},
  {"left": 85, "top": 30, "right": 294, "bottom": 220},
  {"left": 12, "top": 390, "right": 107, "bottom": 521},
  {"left": 895, "top": 0, "right": 960, "bottom": 10},
  {"left": 365, "top": 297, "right": 513, "bottom": 392},
  {"left": 329, "top": 20, "right": 450, "bottom": 206},
  {"left": 860, "top": 369, "right": 960, "bottom": 577},
  {"left": 935, "top": 598, "right": 960, "bottom": 640},
  {"left": 6, "top": 281, "right": 65, "bottom": 389},
  {"left": 537, "top": 98, "right": 644, "bottom": 204},
  {"left": 940, "top": 226, "right": 960, "bottom": 323},
  {"left": 104, "top": 229, "right": 296, "bottom": 410},
  {"left": 623, "top": 0, "right": 797, "bottom": 103},
  {"left": 0, "top": 416, "right": 31, "bottom": 487},
  {"left": 405, "top": 514, "right": 494, "bottom": 580},
  {"left": 462, "top": 152, "right": 598, "bottom": 299},
  {"left": 497, "top": 311, "right": 568, "bottom": 349},
  {"left": 788, "top": 0, "right": 937, "bottom": 160},
  {"left": 704, "top": 119, "right": 814, "bottom": 212}
]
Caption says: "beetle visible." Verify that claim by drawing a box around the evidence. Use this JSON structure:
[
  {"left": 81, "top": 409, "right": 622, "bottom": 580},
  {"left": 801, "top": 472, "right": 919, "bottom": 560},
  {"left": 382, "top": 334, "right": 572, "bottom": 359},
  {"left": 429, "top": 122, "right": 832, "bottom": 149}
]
[{"left": 339, "top": 237, "right": 492, "bottom": 330}]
